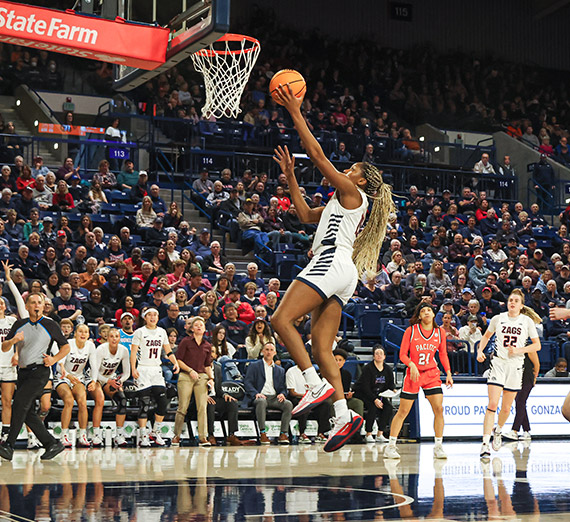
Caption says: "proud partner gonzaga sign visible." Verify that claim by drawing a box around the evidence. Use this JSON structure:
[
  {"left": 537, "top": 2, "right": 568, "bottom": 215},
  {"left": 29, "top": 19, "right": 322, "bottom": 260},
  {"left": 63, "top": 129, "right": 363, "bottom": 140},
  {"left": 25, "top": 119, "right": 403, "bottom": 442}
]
[{"left": 0, "top": 1, "right": 169, "bottom": 69}]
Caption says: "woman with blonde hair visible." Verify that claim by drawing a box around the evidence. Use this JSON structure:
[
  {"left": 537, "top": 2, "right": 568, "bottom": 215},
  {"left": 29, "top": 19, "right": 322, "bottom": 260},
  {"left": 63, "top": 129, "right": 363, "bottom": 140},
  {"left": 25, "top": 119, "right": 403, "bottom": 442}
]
[
  {"left": 427, "top": 260, "right": 452, "bottom": 294},
  {"left": 476, "top": 288, "right": 541, "bottom": 459},
  {"left": 136, "top": 196, "right": 157, "bottom": 228},
  {"left": 271, "top": 83, "right": 395, "bottom": 452}
]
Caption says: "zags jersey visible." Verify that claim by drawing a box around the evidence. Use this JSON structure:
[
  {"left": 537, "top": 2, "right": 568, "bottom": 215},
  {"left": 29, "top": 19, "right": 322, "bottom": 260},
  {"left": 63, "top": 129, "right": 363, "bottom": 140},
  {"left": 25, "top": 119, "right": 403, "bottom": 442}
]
[
  {"left": 95, "top": 342, "right": 130, "bottom": 382},
  {"left": 61, "top": 339, "right": 96, "bottom": 377},
  {"left": 132, "top": 326, "right": 169, "bottom": 367},
  {"left": 400, "top": 324, "right": 451, "bottom": 373},
  {"left": 489, "top": 312, "right": 539, "bottom": 362},
  {"left": 0, "top": 316, "right": 16, "bottom": 367}
]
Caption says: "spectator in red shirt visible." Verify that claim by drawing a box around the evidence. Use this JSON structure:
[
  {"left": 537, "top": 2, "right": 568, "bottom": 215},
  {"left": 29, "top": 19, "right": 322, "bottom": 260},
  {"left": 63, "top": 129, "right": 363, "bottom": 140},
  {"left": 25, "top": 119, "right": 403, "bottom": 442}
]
[{"left": 53, "top": 180, "right": 74, "bottom": 210}]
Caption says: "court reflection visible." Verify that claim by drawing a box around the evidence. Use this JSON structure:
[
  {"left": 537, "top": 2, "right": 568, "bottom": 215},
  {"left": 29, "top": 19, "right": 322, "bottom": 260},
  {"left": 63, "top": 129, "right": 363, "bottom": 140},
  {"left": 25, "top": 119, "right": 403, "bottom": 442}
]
[{"left": 0, "top": 443, "right": 567, "bottom": 521}]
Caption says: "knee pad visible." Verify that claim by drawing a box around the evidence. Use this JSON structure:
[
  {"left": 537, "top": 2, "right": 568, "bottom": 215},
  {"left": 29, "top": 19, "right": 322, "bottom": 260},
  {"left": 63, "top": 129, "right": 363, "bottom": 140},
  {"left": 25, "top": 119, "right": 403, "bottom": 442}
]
[
  {"left": 113, "top": 391, "right": 127, "bottom": 416},
  {"left": 154, "top": 389, "right": 169, "bottom": 417},
  {"left": 138, "top": 394, "right": 151, "bottom": 419}
]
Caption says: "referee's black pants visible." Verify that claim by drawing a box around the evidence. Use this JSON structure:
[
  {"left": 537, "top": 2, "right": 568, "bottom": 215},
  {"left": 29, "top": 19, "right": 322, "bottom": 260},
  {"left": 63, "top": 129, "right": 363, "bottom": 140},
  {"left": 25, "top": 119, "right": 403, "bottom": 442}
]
[{"left": 7, "top": 366, "right": 56, "bottom": 448}]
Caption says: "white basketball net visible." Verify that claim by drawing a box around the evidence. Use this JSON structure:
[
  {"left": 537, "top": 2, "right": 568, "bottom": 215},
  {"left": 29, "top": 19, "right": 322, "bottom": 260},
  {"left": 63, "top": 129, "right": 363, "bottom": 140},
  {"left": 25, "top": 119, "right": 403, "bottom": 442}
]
[{"left": 191, "top": 36, "right": 261, "bottom": 119}]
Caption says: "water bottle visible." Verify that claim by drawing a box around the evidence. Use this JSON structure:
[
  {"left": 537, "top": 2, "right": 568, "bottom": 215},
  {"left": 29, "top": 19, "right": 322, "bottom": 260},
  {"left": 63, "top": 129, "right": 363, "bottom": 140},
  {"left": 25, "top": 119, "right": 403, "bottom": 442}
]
[{"left": 104, "top": 427, "right": 113, "bottom": 447}]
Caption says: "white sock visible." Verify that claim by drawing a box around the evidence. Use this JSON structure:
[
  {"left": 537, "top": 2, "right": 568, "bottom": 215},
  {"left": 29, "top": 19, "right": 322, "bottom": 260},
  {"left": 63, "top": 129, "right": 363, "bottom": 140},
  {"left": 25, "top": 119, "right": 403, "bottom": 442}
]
[
  {"left": 333, "top": 399, "right": 348, "bottom": 418},
  {"left": 389, "top": 436, "right": 398, "bottom": 447},
  {"left": 117, "top": 426, "right": 124, "bottom": 436},
  {"left": 153, "top": 422, "right": 162, "bottom": 433},
  {"left": 496, "top": 424, "right": 503, "bottom": 434},
  {"left": 93, "top": 427, "right": 101, "bottom": 437},
  {"left": 483, "top": 434, "right": 491, "bottom": 444},
  {"left": 302, "top": 366, "right": 321, "bottom": 387},
  {"left": 434, "top": 436, "right": 443, "bottom": 446},
  {"left": 62, "top": 428, "right": 69, "bottom": 436},
  {"left": 79, "top": 428, "right": 86, "bottom": 437}
]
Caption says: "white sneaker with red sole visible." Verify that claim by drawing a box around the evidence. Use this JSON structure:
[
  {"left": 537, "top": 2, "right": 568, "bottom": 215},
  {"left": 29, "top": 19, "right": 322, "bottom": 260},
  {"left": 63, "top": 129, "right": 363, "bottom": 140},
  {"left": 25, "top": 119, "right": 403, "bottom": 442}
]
[
  {"left": 323, "top": 410, "right": 363, "bottom": 453},
  {"left": 291, "top": 379, "right": 335, "bottom": 417}
]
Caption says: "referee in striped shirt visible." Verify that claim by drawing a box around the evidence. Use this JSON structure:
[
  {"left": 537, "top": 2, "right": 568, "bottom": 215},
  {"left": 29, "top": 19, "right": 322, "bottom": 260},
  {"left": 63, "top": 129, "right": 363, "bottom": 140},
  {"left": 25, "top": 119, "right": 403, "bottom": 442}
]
[{"left": 0, "top": 293, "right": 70, "bottom": 460}]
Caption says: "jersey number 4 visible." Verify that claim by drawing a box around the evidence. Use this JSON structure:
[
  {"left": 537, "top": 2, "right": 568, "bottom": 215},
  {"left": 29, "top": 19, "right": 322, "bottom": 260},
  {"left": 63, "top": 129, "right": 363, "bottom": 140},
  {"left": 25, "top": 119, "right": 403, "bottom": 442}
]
[{"left": 418, "top": 352, "right": 431, "bottom": 366}]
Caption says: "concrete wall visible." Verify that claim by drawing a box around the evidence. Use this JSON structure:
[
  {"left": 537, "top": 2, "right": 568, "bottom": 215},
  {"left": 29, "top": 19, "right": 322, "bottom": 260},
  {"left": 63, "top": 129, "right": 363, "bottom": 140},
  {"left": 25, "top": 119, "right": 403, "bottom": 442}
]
[{"left": 493, "top": 132, "right": 570, "bottom": 207}]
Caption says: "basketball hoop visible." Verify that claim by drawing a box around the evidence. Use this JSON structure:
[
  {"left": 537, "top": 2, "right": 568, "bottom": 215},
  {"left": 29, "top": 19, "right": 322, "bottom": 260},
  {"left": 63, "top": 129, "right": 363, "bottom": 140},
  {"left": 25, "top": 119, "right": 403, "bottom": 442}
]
[{"left": 191, "top": 33, "right": 261, "bottom": 119}]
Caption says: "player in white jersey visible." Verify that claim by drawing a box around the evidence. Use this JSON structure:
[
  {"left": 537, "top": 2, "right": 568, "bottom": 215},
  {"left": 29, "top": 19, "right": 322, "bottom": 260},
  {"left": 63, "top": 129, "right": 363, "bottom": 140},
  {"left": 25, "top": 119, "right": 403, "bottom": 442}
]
[
  {"left": 131, "top": 307, "right": 179, "bottom": 447},
  {"left": 95, "top": 328, "right": 131, "bottom": 446},
  {"left": 55, "top": 324, "right": 98, "bottom": 448},
  {"left": 0, "top": 292, "right": 17, "bottom": 442},
  {"left": 271, "top": 84, "right": 395, "bottom": 452},
  {"left": 477, "top": 289, "right": 541, "bottom": 459}
]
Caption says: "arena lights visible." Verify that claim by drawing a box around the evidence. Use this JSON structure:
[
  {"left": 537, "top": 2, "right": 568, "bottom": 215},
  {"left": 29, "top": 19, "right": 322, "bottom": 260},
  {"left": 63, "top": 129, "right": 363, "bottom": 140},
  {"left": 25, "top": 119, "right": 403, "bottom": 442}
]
[
  {"left": 15, "top": 99, "right": 20, "bottom": 106},
  {"left": 419, "top": 136, "right": 425, "bottom": 142},
  {"left": 33, "top": 120, "right": 38, "bottom": 126},
  {"left": 53, "top": 143, "right": 59, "bottom": 150},
  {"left": 434, "top": 146, "right": 440, "bottom": 152}
]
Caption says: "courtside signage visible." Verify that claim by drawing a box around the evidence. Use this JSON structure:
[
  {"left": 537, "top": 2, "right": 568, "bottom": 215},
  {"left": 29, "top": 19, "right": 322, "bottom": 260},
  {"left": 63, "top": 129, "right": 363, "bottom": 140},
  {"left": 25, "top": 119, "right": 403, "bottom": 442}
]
[
  {"left": 418, "top": 382, "right": 570, "bottom": 437},
  {"left": 0, "top": 1, "right": 169, "bottom": 69}
]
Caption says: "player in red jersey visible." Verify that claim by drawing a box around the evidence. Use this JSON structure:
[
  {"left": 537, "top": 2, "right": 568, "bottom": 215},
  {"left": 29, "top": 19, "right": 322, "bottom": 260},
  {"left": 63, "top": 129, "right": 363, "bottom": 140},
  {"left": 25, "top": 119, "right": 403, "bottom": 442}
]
[{"left": 384, "top": 302, "right": 453, "bottom": 459}]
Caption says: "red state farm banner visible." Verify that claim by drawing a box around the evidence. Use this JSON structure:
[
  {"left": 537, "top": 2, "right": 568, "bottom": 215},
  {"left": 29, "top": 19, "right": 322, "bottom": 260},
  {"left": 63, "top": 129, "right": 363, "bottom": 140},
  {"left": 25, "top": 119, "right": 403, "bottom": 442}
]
[
  {"left": 38, "top": 123, "right": 105, "bottom": 136},
  {"left": 0, "top": 1, "right": 169, "bottom": 70}
]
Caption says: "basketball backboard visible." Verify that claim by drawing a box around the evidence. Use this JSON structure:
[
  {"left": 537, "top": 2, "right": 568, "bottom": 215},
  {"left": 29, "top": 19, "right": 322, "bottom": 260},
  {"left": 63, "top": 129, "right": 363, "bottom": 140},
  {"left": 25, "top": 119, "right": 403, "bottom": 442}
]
[{"left": 113, "top": 0, "right": 229, "bottom": 92}]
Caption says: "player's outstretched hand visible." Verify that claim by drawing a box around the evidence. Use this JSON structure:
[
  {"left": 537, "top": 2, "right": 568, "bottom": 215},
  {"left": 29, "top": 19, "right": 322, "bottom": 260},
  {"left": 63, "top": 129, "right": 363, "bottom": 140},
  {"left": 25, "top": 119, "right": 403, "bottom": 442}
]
[
  {"left": 476, "top": 351, "right": 486, "bottom": 363},
  {"left": 2, "top": 260, "right": 13, "bottom": 281},
  {"left": 273, "top": 145, "right": 295, "bottom": 178},
  {"left": 550, "top": 307, "right": 570, "bottom": 321},
  {"left": 273, "top": 83, "right": 304, "bottom": 112}
]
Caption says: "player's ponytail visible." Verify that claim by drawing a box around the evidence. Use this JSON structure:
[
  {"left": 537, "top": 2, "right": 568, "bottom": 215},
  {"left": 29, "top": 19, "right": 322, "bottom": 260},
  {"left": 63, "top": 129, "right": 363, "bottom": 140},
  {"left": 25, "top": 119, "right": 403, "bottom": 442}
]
[
  {"left": 510, "top": 288, "right": 542, "bottom": 324},
  {"left": 352, "top": 163, "right": 396, "bottom": 280}
]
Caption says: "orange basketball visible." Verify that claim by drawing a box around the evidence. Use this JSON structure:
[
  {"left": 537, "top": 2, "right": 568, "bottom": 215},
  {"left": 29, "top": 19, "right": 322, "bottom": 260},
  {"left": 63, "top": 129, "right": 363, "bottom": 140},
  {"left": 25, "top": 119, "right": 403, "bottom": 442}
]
[{"left": 269, "top": 69, "right": 306, "bottom": 104}]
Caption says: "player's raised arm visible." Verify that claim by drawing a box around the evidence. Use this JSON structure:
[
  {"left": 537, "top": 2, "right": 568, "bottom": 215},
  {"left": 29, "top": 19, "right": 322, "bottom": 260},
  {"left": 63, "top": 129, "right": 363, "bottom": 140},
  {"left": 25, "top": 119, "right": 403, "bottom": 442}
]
[{"left": 274, "top": 84, "right": 362, "bottom": 205}]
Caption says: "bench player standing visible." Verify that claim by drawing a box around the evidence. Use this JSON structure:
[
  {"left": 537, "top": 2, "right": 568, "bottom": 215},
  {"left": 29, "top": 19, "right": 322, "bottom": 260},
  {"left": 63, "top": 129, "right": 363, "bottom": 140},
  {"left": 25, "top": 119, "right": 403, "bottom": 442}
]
[
  {"left": 94, "top": 328, "right": 131, "bottom": 446},
  {"left": 384, "top": 302, "right": 453, "bottom": 459},
  {"left": 477, "top": 289, "right": 541, "bottom": 459},
  {"left": 131, "top": 308, "right": 179, "bottom": 447}
]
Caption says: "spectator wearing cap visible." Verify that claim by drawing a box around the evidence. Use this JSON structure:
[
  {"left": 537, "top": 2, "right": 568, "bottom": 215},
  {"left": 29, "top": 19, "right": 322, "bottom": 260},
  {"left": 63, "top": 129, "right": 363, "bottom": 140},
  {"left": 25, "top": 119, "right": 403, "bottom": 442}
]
[
  {"left": 469, "top": 255, "right": 491, "bottom": 287},
  {"left": 237, "top": 199, "right": 269, "bottom": 254},
  {"left": 14, "top": 185, "right": 38, "bottom": 221},
  {"left": 31, "top": 155, "right": 50, "bottom": 178},
  {"left": 529, "top": 287, "right": 549, "bottom": 319},
  {"left": 405, "top": 282, "right": 429, "bottom": 316},
  {"left": 100, "top": 270, "right": 127, "bottom": 312},
  {"left": 227, "top": 286, "right": 256, "bottom": 324},
  {"left": 530, "top": 248, "right": 548, "bottom": 273},
  {"left": 158, "top": 303, "right": 186, "bottom": 339},
  {"left": 130, "top": 171, "right": 148, "bottom": 203},
  {"left": 435, "top": 299, "right": 460, "bottom": 328},
  {"left": 82, "top": 288, "right": 111, "bottom": 325},
  {"left": 142, "top": 287, "right": 169, "bottom": 319},
  {"left": 192, "top": 169, "right": 214, "bottom": 198},
  {"left": 206, "top": 180, "right": 229, "bottom": 209},
  {"left": 281, "top": 205, "right": 312, "bottom": 247},
  {"left": 524, "top": 237, "right": 538, "bottom": 259},
  {"left": 555, "top": 264, "right": 570, "bottom": 292},
  {"left": 479, "top": 286, "right": 503, "bottom": 318},
  {"left": 476, "top": 272, "right": 507, "bottom": 303},
  {"left": 145, "top": 216, "right": 167, "bottom": 248},
  {"left": 117, "top": 159, "right": 139, "bottom": 191},
  {"left": 220, "top": 303, "right": 248, "bottom": 348},
  {"left": 458, "top": 315, "right": 483, "bottom": 353},
  {"left": 190, "top": 228, "right": 212, "bottom": 261},
  {"left": 460, "top": 299, "right": 487, "bottom": 332}
]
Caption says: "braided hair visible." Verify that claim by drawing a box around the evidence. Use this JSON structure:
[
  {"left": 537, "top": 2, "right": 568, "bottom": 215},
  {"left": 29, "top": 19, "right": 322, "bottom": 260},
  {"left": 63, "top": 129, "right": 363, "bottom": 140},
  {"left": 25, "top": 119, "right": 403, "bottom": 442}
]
[{"left": 352, "top": 162, "right": 396, "bottom": 280}]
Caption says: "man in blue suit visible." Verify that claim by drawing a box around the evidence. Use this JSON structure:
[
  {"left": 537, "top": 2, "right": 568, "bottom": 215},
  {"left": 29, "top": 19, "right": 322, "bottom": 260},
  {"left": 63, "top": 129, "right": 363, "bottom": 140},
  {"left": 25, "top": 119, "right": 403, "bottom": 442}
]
[{"left": 244, "top": 342, "right": 292, "bottom": 444}]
